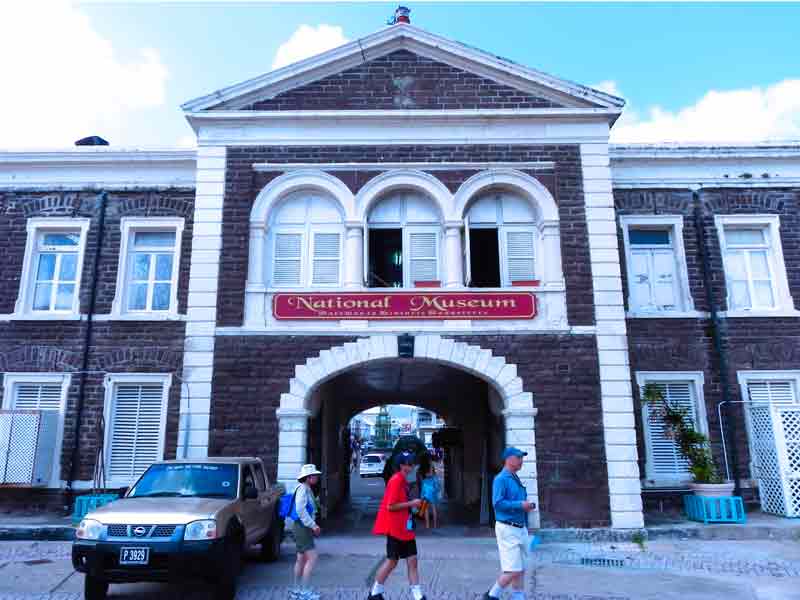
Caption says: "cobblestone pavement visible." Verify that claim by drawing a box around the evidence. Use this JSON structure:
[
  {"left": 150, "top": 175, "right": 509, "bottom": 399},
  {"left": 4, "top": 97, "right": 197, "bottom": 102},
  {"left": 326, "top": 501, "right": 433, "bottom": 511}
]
[{"left": 0, "top": 536, "right": 799, "bottom": 599}]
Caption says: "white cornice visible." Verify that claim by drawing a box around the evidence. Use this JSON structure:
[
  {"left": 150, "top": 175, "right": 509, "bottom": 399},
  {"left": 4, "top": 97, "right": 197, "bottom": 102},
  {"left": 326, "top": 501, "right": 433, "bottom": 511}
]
[
  {"left": 181, "top": 24, "right": 623, "bottom": 113},
  {"left": 0, "top": 148, "right": 197, "bottom": 190},
  {"left": 610, "top": 142, "right": 800, "bottom": 189},
  {"left": 0, "top": 148, "right": 196, "bottom": 164},
  {"left": 253, "top": 161, "right": 555, "bottom": 172},
  {"left": 610, "top": 142, "right": 800, "bottom": 160}
]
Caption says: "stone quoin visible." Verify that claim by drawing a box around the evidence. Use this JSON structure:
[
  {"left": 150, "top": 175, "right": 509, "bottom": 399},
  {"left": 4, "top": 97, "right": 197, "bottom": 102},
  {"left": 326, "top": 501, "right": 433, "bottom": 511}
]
[{"left": 1, "top": 19, "right": 799, "bottom": 529}]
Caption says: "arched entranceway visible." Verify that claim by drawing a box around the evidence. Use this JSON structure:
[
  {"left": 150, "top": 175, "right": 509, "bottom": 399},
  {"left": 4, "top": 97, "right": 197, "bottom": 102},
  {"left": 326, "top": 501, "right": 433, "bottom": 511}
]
[{"left": 275, "top": 334, "right": 539, "bottom": 527}]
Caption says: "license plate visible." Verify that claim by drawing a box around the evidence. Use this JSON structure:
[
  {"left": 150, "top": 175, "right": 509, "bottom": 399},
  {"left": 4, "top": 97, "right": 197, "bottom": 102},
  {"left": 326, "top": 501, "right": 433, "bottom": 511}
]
[{"left": 119, "top": 547, "right": 149, "bottom": 565}]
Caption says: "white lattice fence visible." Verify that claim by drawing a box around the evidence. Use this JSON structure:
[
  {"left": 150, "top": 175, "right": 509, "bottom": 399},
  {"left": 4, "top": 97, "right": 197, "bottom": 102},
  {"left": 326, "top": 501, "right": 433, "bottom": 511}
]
[{"left": 748, "top": 404, "right": 800, "bottom": 517}]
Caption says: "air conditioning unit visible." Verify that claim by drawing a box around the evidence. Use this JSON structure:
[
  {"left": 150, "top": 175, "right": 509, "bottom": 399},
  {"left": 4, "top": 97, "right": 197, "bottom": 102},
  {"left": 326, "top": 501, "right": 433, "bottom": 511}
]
[{"left": 0, "top": 410, "right": 59, "bottom": 486}]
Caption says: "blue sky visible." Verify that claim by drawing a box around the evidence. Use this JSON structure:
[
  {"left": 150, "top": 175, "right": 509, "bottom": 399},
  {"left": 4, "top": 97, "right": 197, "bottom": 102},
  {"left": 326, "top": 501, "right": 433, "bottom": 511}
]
[{"left": 3, "top": 1, "right": 799, "bottom": 147}]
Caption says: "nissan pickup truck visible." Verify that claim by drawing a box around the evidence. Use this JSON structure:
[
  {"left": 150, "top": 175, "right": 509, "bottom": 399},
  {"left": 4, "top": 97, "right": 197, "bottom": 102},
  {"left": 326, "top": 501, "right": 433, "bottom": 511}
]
[{"left": 72, "top": 457, "right": 284, "bottom": 600}]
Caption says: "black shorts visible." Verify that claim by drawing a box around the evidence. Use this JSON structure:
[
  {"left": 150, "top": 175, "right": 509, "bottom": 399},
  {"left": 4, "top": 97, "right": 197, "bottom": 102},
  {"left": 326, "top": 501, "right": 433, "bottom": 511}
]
[{"left": 386, "top": 536, "right": 417, "bottom": 560}]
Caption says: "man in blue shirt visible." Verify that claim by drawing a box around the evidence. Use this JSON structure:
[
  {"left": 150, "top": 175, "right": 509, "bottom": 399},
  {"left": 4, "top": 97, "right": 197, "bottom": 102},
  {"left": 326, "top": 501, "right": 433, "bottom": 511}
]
[{"left": 483, "top": 447, "right": 536, "bottom": 600}]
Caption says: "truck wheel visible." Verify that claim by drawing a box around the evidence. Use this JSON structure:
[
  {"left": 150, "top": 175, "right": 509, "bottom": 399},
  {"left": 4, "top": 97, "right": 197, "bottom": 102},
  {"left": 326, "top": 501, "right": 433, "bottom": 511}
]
[
  {"left": 84, "top": 575, "right": 108, "bottom": 600},
  {"left": 214, "top": 536, "right": 242, "bottom": 600},
  {"left": 260, "top": 519, "right": 283, "bottom": 562}
]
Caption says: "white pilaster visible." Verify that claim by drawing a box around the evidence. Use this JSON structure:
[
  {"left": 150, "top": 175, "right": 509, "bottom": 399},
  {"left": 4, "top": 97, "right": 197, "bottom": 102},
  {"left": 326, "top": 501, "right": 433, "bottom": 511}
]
[
  {"left": 177, "top": 146, "right": 226, "bottom": 459},
  {"left": 276, "top": 408, "right": 310, "bottom": 489},
  {"left": 503, "top": 406, "right": 541, "bottom": 529},
  {"left": 539, "top": 219, "right": 564, "bottom": 286},
  {"left": 580, "top": 142, "right": 644, "bottom": 529},
  {"left": 344, "top": 221, "right": 364, "bottom": 289},
  {"left": 244, "top": 224, "right": 267, "bottom": 325},
  {"left": 444, "top": 221, "right": 463, "bottom": 288}
]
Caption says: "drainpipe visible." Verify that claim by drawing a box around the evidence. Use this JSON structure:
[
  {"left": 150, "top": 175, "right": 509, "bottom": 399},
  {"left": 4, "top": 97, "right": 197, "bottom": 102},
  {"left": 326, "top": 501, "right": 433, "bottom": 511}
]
[
  {"left": 66, "top": 191, "right": 108, "bottom": 502},
  {"left": 693, "top": 190, "right": 742, "bottom": 497}
]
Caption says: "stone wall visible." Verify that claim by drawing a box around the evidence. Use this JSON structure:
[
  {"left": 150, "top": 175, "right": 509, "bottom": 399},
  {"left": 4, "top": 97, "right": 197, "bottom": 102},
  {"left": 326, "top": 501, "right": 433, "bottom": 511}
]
[
  {"left": 240, "top": 50, "right": 564, "bottom": 111},
  {"left": 0, "top": 190, "right": 193, "bottom": 489},
  {"left": 210, "top": 332, "right": 609, "bottom": 527},
  {"left": 219, "top": 144, "right": 594, "bottom": 326},
  {"left": 615, "top": 187, "right": 800, "bottom": 486}
]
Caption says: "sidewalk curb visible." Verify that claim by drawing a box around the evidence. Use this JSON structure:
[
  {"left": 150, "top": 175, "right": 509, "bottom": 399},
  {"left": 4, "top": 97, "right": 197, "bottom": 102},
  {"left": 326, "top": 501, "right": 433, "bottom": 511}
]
[
  {"left": 539, "top": 524, "right": 800, "bottom": 543},
  {"left": 0, "top": 526, "right": 75, "bottom": 541},
  {"left": 0, "top": 523, "right": 797, "bottom": 543}
]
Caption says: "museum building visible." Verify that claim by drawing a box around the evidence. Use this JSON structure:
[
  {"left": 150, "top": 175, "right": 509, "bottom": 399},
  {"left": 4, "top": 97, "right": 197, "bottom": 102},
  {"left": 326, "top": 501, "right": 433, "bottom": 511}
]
[{"left": 1, "top": 18, "right": 799, "bottom": 528}]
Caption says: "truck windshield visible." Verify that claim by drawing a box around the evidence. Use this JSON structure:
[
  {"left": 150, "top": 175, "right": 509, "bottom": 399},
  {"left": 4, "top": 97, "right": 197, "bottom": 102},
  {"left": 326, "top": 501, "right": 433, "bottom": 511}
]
[{"left": 128, "top": 463, "right": 239, "bottom": 499}]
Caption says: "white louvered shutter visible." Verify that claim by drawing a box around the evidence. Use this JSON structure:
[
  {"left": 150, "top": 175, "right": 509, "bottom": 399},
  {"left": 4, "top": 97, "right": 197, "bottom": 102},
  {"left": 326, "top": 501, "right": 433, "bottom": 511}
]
[
  {"left": 108, "top": 384, "right": 164, "bottom": 482},
  {"left": 747, "top": 381, "right": 797, "bottom": 405},
  {"left": 312, "top": 232, "right": 341, "bottom": 285},
  {"left": 643, "top": 382, "right": 697, "bottom": 480},
  {"left": 505, "top": 230, "right": 535, "bottom": 283},
  {"left": 408, "top": 231, "right": 438, "bottom": 284},
  {"left": 273, "top": 233, "right": 302, "bottom": 286},
  {"left": 629, "top": 251, "right": 652, "bottom": 310},
  {"left": 652, "top": 250, "right": 678, "bottom": 310},
  {"left": 13, "top": 383, "right": 62, "bottom": 411}
]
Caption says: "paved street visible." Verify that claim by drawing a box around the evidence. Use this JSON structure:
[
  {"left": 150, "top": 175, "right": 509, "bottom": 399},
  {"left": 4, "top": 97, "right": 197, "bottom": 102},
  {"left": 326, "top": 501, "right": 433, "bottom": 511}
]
[
  {"left": 1, "top": 533, "right": 800, "bottom": 599},
  {"left": 2, "top": 469, "right": 799, "bottom": 599}
]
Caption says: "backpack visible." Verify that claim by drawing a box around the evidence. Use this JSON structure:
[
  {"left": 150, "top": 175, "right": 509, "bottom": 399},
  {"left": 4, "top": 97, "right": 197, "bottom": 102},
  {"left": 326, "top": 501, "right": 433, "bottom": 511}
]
[{"left": 278, "top": 485, "right": 315, "bottom": 521}]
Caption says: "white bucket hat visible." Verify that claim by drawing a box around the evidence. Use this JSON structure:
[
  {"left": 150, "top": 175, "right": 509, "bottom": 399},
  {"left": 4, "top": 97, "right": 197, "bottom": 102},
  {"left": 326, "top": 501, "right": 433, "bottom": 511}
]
[{"left": 297, "top": 464, "right": 322, "bottom": 481}]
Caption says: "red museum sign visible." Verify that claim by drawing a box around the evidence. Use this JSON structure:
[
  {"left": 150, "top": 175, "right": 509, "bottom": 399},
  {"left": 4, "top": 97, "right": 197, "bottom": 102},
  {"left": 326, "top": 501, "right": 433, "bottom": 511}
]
[{"left": 273, "top": 291, "right": 536, "bottom": 320}]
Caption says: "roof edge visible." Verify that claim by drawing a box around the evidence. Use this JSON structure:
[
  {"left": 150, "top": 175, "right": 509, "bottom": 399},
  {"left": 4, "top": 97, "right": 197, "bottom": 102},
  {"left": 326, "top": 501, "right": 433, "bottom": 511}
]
[{"left": 181, "top": 24, "right": 623, "bottom": 113}]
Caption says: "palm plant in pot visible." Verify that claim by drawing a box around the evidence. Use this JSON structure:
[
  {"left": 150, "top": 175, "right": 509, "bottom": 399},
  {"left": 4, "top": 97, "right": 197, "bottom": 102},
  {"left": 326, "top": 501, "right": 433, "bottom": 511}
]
[{"left": 641, "top": 383, "right": 734, "bottom": 497}]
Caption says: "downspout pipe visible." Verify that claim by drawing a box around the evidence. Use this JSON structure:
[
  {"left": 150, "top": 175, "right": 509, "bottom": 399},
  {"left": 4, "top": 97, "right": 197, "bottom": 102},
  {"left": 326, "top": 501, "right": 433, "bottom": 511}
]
[
  {"left": 66, "top": 191, "right": 108, "bottom": 502},
  {"left": 693, "top": 190, "right": 742, "bottom": 497}
]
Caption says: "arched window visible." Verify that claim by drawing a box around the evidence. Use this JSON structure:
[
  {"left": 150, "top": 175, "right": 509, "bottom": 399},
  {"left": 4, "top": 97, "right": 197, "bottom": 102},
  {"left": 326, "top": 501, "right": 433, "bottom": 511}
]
[
  {"left": 465, "top": 189, "right": 538, "bottom": 288},
  {"left": 367, "top": 191, "right": 442, "bottom": 288},
  {"left": 267, "top": 191, "right": 344, "bottom": 288}
]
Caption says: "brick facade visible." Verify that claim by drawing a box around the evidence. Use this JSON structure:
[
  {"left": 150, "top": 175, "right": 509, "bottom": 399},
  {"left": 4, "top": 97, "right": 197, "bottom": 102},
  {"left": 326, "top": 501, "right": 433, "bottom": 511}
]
[
  {"left": 240, "top": 50, "right": 564, "bottom": 111},
  {"left": 211, "top": 333, "right": 609, "bottom": 527},
  {"left": 615, "top": 187, "right": 800, "bottom": 489},
  {"left": 220, "top": 144, "right": 594, "bottom": 326},
  {"left": 0, "top": 190, "right": 193, "bottom": 489}
]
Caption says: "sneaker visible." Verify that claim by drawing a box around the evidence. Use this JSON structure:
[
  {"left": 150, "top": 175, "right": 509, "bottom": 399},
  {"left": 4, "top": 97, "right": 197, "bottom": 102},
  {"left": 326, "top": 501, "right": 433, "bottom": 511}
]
[
  {"left": 482, "top": 594, "right": 499, "bottom": 600},
  {"left": 367, "top": 594, "right": 385, "bottom": 600},
  {"left": 287, "top": 589, "right": 302, "bottom": 600}
]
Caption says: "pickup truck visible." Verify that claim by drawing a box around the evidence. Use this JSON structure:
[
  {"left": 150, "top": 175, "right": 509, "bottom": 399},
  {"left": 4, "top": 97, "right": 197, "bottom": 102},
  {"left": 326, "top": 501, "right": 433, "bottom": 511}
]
[{"left": 72, "top": 457, "right": 284, "bottom": 600}]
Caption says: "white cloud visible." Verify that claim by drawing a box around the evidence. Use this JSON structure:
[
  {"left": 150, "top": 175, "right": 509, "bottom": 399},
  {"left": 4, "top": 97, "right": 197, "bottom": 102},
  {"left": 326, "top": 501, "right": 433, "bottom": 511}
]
[
  {"left": 599, "top": 79, "right": 800, "bottom": 143},
  {"left": 272, "top": 24, "right": 349, "bottom": 70},
  {"left": 592, "top": 80, "right": 624, "bottom": 99},
  {"left": 0, "top": 1, "right": 168, "bottom": 148}
]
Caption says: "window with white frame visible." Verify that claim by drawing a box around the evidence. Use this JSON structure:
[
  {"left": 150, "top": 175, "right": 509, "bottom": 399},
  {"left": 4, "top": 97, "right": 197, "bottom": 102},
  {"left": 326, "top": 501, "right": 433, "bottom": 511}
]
[
  {"left": 112, "top": 218, "right": 184, "bottom": 316},
  {"left": 636, "top": 371, "right": 707, "bottom": 485},
  {"left": 465, "top": 190, "right": 538, "bottom": 288},
  {"left": 367, "top": 191, "right": 442, "bottom": 288},
  {"left": 267, "top": 191, "right": 344, "bottom": 288},
  {"left": 15, "top": 218, "right": 90, "bottom": 317},
  {"left": 103, "top": 374, "right": 170, "bottom": 485},
  {"left": 2, "top": 373, "right": 71, "bottom": 486},
  {"left": 620, "top": 215, "right": 693, "bottom": 314},
  {"left": 715, "top": 215, "right": 794, "bottom": 313}
]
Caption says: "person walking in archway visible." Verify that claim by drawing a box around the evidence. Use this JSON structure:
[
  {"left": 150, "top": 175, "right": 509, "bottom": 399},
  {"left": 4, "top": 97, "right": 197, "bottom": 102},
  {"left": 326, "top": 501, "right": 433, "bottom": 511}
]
[
  {"left": 290, "top": 464, "right": 323, "bottom": 600},
  {"left": 483, "top": 448, "right": 536, "bottom": 600},
  {"left": 368, "top": 451, "right": 427, "bottom": 600}
]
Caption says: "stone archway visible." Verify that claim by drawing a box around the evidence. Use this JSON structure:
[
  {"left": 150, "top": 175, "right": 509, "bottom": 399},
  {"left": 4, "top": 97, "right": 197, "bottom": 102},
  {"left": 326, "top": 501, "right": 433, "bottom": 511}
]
[{"left": 276, "top": 334, "right": 540, "bottom": 527}]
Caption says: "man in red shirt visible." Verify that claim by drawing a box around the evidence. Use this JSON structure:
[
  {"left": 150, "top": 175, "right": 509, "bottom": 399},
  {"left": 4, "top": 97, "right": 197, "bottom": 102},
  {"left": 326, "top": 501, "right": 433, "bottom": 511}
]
[{"left": 368, "top": 451, "right": 426, "bottom": 600}]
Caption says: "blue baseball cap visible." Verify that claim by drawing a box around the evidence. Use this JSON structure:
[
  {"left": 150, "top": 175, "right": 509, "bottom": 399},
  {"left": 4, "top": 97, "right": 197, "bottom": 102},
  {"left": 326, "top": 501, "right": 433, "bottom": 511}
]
[
  {"left": 396, "top": 451, "right": 416, "bottom": 465},
  {"left": 502, "top": 447, "right": 528, "bottom": 460}
]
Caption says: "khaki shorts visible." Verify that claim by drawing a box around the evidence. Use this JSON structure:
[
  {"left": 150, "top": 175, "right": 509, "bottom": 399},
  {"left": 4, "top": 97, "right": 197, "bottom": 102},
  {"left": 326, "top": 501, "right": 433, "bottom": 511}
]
[
  {"left": 292, "top": 521, "right": 315, "bottom": 553},
  {"left": 495, "top": 521, "right": 528, "bottom": 572}
]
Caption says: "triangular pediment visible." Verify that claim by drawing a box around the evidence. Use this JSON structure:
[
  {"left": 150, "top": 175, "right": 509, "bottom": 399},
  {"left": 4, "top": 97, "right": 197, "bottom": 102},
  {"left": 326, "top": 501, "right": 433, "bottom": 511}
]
[{"left": 182, "top": 25, "right": 623, "bottom": 113}]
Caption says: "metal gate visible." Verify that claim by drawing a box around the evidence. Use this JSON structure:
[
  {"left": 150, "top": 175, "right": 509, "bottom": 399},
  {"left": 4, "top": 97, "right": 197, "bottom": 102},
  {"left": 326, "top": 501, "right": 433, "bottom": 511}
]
[{"left": 748, "top": 404, "right": 800, "bottom": 517}]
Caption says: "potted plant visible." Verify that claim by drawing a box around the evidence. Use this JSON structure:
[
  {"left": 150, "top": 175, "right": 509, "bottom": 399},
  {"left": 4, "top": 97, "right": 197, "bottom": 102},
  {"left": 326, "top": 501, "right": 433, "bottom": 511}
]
[{"left": 641, "top": 383, "right": 734, "bottom": 497}]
